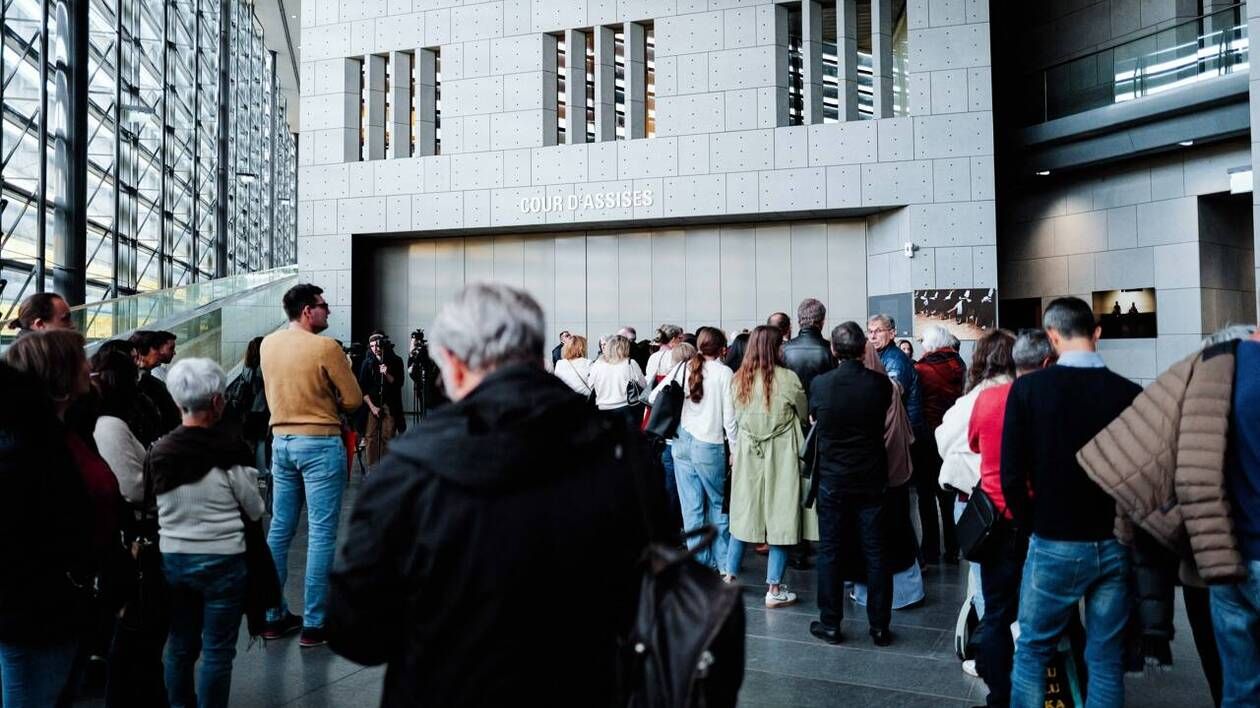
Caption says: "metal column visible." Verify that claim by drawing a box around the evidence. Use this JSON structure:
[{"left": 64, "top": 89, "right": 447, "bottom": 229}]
[
  {"left": 268, "top": 49, "right": 277, "bottom": 268},
  {"left": 871, "top": 0, "right": 895, "bottom": 119},
  {"left": 35, "top": 0, "right": 48, "bottom": 292},
  {"left": 50, "top": 0, "right": 88, "bottom": 305},
  {"left": 192, "top": 1, "right": 201, "bottom": 281},
  {"left": 215, "top": 0, "right": 229, "bottom": 277},
  {"left": 112, "top": 0, "right": 122, "bottom": 296},
  {"left": 835, "top": 0, "right": 859, "bottom": 121},
  {"left": 801, "top": 1, "right": 824, "bottom": 125},
  {"left": 158, "top": 0, "right": 170, "bottom": 287}
]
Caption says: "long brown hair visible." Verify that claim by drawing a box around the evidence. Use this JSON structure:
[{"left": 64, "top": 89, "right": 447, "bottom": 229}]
[
  {"left": 734, "top": 325, "right": 782, "bottom": 409},
  {"left": 965, "top": 329, "right": 1016, "bottom": 392},
  {"left": 688, "top": 327, "right": 727, "bottom": 404}
]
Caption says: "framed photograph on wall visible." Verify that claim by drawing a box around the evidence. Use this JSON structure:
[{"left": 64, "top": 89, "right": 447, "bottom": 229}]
[
  {"left": 1092, "top": 288, "right": 1158, "bottom": 339},
  {"left": 913, "top": 288, "right": 997, "bottom": 340}
]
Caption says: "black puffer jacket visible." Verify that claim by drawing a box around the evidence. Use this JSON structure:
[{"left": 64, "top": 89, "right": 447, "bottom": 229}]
[
  {"left": 327, "top": 363, "right": 667, "bottom": 707},
  {"left": 0, "top": 363, "right": 94, "bottom": 643},
  {"left": 781, "top": 327, "right": 835, "bottom": 399}
]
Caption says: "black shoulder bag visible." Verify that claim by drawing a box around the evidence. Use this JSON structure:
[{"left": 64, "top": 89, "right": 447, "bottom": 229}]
[
  {"left": 644, "top": 363, "right": 686, "bottom": 441},
  {"left": 956, "top": 484, "right": 1001, "bottom": 562}
]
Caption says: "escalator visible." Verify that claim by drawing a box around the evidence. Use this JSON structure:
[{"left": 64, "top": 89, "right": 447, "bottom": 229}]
[{"left": 52, "top": 266, "right": 298, "bottom": 375}]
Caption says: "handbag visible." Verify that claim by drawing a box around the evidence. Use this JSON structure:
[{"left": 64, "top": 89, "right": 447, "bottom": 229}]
[
  {"left": 625, "top": 360, "right": 645, "bottom": 406},
  {"left": 956, "top": 484, "right": 1000, "bottom": 562},
  {"left": 644, "top": 363, "right": 686, "bottom": 440}
]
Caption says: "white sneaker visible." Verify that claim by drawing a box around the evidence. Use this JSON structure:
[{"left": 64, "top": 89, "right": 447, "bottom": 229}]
[
  {"left": 962, "top": 659, "right": 978, "bottom": 677},
  {"left": 765, "top": 586, "right": 798, "bottom": 608}
]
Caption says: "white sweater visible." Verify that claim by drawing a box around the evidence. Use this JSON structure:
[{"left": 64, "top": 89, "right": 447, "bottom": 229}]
[
  {"left": 93, "top": 416, "right": 146, "bottom": 504},
  {"left": 157, "top": 465, "right": 266, "bottom": 555},
  {"left": 554, "top": 357, "right": 593, "bottom": 395},
  {"left": 588, "top": 358, "right": 647, "bottom": 410},
  {"left": 680, "top": 360, "right": 738, "bottom": 446},
  {"left": 644, "top": 348, "right": 674, "bottom": 381},
  {"left": 935, "top": 375, "right": 1011, "bottom": 494}
]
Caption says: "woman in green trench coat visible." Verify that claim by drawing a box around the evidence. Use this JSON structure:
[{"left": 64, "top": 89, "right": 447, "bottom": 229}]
[{"left": 724, "top": 325, "right": 813, "bottom": 609}]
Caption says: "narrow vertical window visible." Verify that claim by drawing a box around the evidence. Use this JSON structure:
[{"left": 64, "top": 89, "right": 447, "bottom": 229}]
[
  {"left": 415, "top": 48, "right": 440, "bottom": 156},
  {"left": 409, "top": 52, "right": 417, "bottom": 155},
  {"left": 823, "top": 6, "right": 838, "bottom": 123},
  {"left": 614, "top": 29, "right": 626, "bottom": 139},
  {"left": 645, "top": 23, "right": 655, "bottom": 138},
  {"left": 357, "top": 58, "right": 367, "bottom": 160},
  {"left": 585, "top": 32, "right": 596, "bottom": 143},
  {"left": 384, "top": 59, "right": 392, "bottom": 156},
  {"left": 556, "top": 34, "right": 567, "bottom": 144},
  {"left": 787, "top": 5, "right": 804, "bottom": 126}
]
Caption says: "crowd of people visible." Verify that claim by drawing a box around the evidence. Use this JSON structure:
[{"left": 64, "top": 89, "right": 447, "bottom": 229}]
[{"left": 1, "top": 280, "right": 1257, "bottom": 707}]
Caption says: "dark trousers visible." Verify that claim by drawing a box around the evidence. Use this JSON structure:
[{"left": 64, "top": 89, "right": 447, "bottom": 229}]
[
  {"left": 816, "top": 481, "right": 891, "bottom": 632},
  {"left": 975, "top": 531, "right": 1027, "bottom": 708},
  {"left": 912, "top": 436, "right": 956, "bottom": 561}
]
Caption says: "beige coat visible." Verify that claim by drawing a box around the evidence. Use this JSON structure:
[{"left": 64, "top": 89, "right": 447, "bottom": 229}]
[
  {"left": 1077, "top": 341, "right": 1244, "bottom": 584},
  {"left": 730, "top": 367, "right": 811, "bottom": 545}
]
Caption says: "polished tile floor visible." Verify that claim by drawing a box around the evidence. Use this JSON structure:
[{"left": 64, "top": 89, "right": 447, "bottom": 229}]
[{"left": 84, "top": 478, "right": 1216, "bottom": 707}]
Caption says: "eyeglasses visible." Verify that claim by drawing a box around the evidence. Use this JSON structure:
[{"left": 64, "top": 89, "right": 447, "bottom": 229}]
[{"left": 866, "top": 328, "right": 890, "bottom": 336}]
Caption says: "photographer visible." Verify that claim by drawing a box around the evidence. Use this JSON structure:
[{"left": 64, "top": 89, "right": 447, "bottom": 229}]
[
  {"left": 358, "top": 334, "right": 405, "bottom": 468},
  {"left": 407, "top": 328, "right": 447, "bottom": 419}
]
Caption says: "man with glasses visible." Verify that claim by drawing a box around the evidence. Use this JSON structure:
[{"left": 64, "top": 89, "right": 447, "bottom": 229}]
[
  {"left": 866, "top": 314, "right": 923, "bottom": 433},
  {"left": 260, "top": 283, "right": 363, "bottom": 648}
]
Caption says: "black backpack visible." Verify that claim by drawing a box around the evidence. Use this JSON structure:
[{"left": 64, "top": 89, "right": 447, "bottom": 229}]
[{"left": 620, "top": 526, "right": 745, "bottom": 708}]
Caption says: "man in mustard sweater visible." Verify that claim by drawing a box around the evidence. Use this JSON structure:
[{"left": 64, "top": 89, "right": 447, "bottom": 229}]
[{"left": 260, "top": 283, "right": 362, "bottom": 648}]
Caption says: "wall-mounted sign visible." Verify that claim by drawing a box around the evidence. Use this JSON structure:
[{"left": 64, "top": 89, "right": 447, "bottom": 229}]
[
  {"left": 913, "top": 288, "right": 996, "bottom": 341},
  {"left": 1092, "top": 288, "right": 1157, "bottom": 339},
  {"left": 517, "top": 189, "right": 655, "bottom": 214}
]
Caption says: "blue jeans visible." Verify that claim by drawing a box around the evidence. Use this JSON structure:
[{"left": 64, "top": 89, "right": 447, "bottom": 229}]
[
  {"left": 162, "top": 553, "right": 247, "bottom": 708},
  {"left": 1210, "top": 559, "right": 1260, "bottom": 707},
  {"left": 671, "top": 428, "right": 730, "bottom": 574},
  {"left": 955, "top": 497, "right": 985, "bottom": 619},
  {"left": 1011, "top": 536, "right": 1130, "bottom": 708},
  {"left": 727, "top": 539, "right": 788, "bottom": 585},
  {"left": 0, "top": 638, "right": 78, "bottom": 708},
  {"left": 266, "top": 434, "right": 347, "bottom": 628},
  {"left": 661, "top": 442, "right": 681, "bottom": 532}
]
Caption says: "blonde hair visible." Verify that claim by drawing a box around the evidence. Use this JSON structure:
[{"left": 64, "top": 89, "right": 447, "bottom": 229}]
[
  {"left": 562, "top": 334, "right": 587, "bottom": 360},
  {"left": 603, "top": 334, "right": 631, "bottom": 363},
  {"left": 670, "top": 342, "right": 696, "bottom": 365}
]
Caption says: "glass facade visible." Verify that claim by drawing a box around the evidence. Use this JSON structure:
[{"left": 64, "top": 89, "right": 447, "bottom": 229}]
[{"left": 0, "top": 0, "right": 297, "bottom": 325}]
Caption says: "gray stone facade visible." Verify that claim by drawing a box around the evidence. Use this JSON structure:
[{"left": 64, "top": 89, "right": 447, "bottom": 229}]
[{"left": 297, "top": 0, "right": 997, "bottom": 346}]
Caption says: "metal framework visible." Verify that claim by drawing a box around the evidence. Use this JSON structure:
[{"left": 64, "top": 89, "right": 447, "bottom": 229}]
[{"left": 0, "top": 0, "right": 296, "bottom": 320}]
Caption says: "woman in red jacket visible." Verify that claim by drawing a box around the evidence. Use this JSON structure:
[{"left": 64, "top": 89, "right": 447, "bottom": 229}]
[{"left": 913, "top": 325, "right": 966, "bottom": 564}]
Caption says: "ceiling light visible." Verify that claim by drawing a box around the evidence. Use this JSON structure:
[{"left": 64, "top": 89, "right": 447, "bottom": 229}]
[
  {"left": 1035, "top": 170, "right": 1050, "bottom": 176},
  {"left": 1178, "top": 140, "right": 1194, "bottom": 146}
]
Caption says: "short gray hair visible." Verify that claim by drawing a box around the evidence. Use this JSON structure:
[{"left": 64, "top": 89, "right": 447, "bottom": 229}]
[
  {"left": 797, "top": 298, "right": 827, "bottom": 329},
  {"left": 428, "top": 283, "right": 546, "bottom": 373},
  {"left": 868, "top": 313, "right": 895, "bottom": 331},
  {"left": 166, "top": 358, "right": 227, "bottom": 413},
  {"left": 1012, "top": 330, "right": 1053, "bottom": 371},
  {"left": 655, "top": 323, "right": 684, "bottom": 344},
  {"left": 921, "top": 325, "right": 952, "bottom": 351},
  {"left": 1202, "top": 324, "right": 1256, "bottom": 348}
]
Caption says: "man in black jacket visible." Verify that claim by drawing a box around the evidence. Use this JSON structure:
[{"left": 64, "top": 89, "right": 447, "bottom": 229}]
[
  {"left": 781, "top": 298, "right": 835, "bottom": 570},
  {"left": 131, "top": 330, "right": 181, "bottom": 436},
  {"left": 328, "top": 284, "right": 665, "bottom": 707},
  {"left": 781, "top": 298, "right": 835, "bottom": 397},
  {"left": 807, "top": 322, "right": 895, "bottom": 647}
]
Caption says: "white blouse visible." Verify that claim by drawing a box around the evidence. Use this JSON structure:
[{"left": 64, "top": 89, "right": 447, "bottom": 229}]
[
  {"left": 588, "top": 358, "right": 647, "bottom": 410},
  {"left": 554, "top": 357, "right": 593, "bottom": 395}
]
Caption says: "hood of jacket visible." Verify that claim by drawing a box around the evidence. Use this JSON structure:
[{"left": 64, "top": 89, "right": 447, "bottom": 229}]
[
  {"left": 387, "top": 363, "right": 599, "bottom": 491},
  {"left": 148, "top": 423, "right": 254, "bottom": 495}
]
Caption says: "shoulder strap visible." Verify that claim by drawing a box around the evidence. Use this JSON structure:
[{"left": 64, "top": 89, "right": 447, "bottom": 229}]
[{"left": 564, "top": 358, "right": 593, "bottom": 395}]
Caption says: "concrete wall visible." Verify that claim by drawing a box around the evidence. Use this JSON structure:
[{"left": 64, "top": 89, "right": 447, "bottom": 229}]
[
  {"left": 363, "top": 219, "right": 869, "bottom": 354},
  {"left": 1000, "top": 139, "right": 1256, "bottom": 384},
  {"left": 299, "top": 0, "right": 998, "bottom": 343}
]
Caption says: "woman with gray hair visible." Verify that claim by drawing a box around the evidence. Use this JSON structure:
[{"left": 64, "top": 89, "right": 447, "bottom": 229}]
[
  {"left": 147, "top": 357, "right": 265, "bottom": 708},
  {"left": 588, "top": 334, "right": 648, "bottom": 428}
]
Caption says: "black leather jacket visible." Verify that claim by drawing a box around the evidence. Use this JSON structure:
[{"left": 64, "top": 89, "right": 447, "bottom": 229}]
[{"left": 781, "top": 327, "right": 836, "bottom": 398}]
